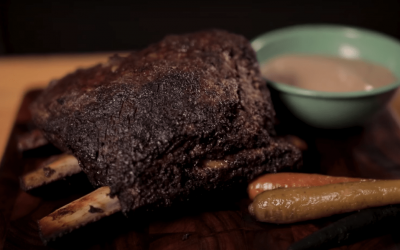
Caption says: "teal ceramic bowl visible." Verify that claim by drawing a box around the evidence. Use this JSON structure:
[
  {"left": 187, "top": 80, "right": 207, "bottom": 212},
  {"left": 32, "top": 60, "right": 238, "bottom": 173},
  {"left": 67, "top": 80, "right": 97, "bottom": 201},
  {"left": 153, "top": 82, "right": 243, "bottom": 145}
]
[{"left": 251, "top": 25, "right": 400, "bottom": 129}]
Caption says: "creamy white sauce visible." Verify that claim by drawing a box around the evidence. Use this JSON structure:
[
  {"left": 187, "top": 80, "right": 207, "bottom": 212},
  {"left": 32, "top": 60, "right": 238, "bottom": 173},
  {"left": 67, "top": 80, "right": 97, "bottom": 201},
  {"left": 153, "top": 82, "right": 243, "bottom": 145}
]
[{"left": 261, "top": 55, "right": 397, "bottom": 92}]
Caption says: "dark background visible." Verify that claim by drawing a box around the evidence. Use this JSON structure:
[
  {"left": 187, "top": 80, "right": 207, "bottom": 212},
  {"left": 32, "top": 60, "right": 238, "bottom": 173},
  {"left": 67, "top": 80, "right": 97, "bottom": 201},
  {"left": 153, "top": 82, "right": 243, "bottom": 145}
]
[{"left": 0, "top": 0, "right": 399, "bottom": 55}]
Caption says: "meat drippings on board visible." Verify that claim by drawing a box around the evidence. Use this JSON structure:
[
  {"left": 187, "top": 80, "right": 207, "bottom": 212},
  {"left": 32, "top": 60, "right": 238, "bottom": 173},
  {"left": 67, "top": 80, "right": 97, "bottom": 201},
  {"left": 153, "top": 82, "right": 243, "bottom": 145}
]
[
  {"left": 31, "top": 30, "right": 302, "bottom": 213},
  {"left": 261, "top": 54, "right": 397, "bottom": 92}
]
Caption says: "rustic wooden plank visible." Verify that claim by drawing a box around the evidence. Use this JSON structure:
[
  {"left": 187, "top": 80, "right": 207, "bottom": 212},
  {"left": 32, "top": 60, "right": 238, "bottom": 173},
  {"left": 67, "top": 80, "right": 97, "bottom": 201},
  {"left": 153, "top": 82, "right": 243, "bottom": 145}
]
[{"left": 0, "top": 90, "right": 41, "bottom": 249}]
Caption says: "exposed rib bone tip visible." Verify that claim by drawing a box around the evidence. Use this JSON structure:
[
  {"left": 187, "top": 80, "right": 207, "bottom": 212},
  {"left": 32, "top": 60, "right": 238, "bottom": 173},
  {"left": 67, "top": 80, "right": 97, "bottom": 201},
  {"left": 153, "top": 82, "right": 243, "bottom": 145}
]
[
  {"left": 38, "top": 186, "right": 121, "bottom": 242},
  {"left": 20, "top": 154, "right": 82, "bottom": 191}
]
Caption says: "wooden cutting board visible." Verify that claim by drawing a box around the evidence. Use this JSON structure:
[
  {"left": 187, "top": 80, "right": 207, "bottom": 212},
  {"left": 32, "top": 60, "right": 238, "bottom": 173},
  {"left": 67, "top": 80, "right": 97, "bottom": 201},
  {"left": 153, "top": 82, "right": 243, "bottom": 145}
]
[{"left": 1, "top": 89, "right": 400, "bottom": 250}]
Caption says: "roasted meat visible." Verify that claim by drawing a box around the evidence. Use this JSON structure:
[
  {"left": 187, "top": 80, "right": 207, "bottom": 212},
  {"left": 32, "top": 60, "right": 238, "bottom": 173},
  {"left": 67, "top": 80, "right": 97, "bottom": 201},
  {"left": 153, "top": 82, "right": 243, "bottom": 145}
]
[{"left": 31, "top": 30, "right": 302, "bottom": 213}]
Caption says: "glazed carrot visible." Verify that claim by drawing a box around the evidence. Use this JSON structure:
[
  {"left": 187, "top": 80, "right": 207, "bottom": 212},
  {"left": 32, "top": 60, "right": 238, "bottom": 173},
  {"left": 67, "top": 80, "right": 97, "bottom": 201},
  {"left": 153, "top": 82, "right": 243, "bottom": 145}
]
[
  {"left": 248, "top": 173, "right": 369, "bottom": 200},
  {"left": 248, "top": 179, "right": 400, "bottom": 224}
]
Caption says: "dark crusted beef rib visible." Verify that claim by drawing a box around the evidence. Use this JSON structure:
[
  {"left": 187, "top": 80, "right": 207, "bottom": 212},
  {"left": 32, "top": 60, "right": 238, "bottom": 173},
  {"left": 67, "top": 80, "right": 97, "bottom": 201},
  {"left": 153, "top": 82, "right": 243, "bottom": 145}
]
[{"left": 31, "top": 30, "right": 302, "bottom": 212}]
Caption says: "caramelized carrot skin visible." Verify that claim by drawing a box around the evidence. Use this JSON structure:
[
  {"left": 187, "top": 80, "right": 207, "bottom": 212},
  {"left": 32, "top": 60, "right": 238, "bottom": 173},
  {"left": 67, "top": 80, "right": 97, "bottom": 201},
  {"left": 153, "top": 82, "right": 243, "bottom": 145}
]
[
  {"left": 248, "top": 179, "right": 400, "bottom": 224},
  {"left": 248, "top": 173, "right": 367, "bottom": 199}
]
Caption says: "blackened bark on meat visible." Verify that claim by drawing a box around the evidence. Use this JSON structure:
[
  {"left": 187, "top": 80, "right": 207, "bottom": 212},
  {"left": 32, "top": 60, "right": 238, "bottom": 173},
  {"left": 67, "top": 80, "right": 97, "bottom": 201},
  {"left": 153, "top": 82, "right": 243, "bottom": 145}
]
[{"left": 31, "top": 30, "right": 302, "bottom": 212}]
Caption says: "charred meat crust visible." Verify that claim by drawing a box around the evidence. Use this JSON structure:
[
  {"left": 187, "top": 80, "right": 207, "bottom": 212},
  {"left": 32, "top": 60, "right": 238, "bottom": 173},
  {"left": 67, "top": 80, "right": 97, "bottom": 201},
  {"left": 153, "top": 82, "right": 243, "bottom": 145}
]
[{"left": 31, "top": 30, "right": 301, "bottom": 212}]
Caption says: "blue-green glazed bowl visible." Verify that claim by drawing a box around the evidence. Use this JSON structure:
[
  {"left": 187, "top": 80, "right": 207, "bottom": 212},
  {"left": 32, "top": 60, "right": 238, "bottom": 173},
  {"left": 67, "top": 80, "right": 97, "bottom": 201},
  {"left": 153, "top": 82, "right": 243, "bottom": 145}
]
[{"left": 251, "top": 25, "right": 400, "bottom": 129}]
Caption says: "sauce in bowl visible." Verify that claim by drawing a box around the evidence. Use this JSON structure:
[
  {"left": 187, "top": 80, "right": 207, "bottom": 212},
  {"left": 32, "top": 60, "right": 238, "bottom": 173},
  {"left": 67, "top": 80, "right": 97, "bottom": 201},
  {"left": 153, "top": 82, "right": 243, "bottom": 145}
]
[{"left": 261, "top": 55, "right": 397, "bottom": 92}]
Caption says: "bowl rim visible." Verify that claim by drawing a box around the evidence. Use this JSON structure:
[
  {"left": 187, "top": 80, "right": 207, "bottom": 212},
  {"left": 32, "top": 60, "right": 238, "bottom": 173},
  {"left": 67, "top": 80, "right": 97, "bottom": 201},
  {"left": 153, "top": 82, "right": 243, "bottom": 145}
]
[{"left": 251, "top": 24, "right": 400, "bottom": 99}]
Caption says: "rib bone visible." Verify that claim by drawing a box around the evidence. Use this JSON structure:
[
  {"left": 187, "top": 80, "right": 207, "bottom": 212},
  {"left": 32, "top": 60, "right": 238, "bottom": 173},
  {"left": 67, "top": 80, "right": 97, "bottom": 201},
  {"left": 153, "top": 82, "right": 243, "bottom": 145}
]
[
  {"left": 17, "top": 129, "right": 49, "bottom": 151},
  {"left": 38, "top": 186, "right": 121, "bottom": 243},
  {"left": 37, "top": 159, "right": 228, "bottom": 242},
  {"left": 20, "top": 154, "right": 82, "bottom": 191}
]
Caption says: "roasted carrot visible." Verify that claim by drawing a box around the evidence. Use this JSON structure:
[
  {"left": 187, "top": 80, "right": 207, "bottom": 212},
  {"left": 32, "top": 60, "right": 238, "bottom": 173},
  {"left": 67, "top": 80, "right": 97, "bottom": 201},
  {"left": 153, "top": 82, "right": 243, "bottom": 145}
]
[
  {"left": 247, "top": 179, "right": 400, "bottom": 224},
  {"left": 248, "top": 173, "right": 368, "bottom": 199}
]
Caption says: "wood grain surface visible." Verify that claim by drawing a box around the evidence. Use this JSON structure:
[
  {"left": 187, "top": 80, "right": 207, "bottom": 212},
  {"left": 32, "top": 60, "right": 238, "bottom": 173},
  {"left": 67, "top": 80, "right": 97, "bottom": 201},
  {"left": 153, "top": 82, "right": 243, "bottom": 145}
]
[{"left": 1, "top": 90, "right": 400, "bottom": 250}]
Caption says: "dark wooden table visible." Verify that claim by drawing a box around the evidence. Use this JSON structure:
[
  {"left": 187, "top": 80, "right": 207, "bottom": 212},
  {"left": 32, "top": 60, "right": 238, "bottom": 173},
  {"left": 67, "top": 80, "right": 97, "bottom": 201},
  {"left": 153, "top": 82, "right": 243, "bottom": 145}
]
[{"left": 1, "top": 89, "right": 400, "bottom": 250}]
